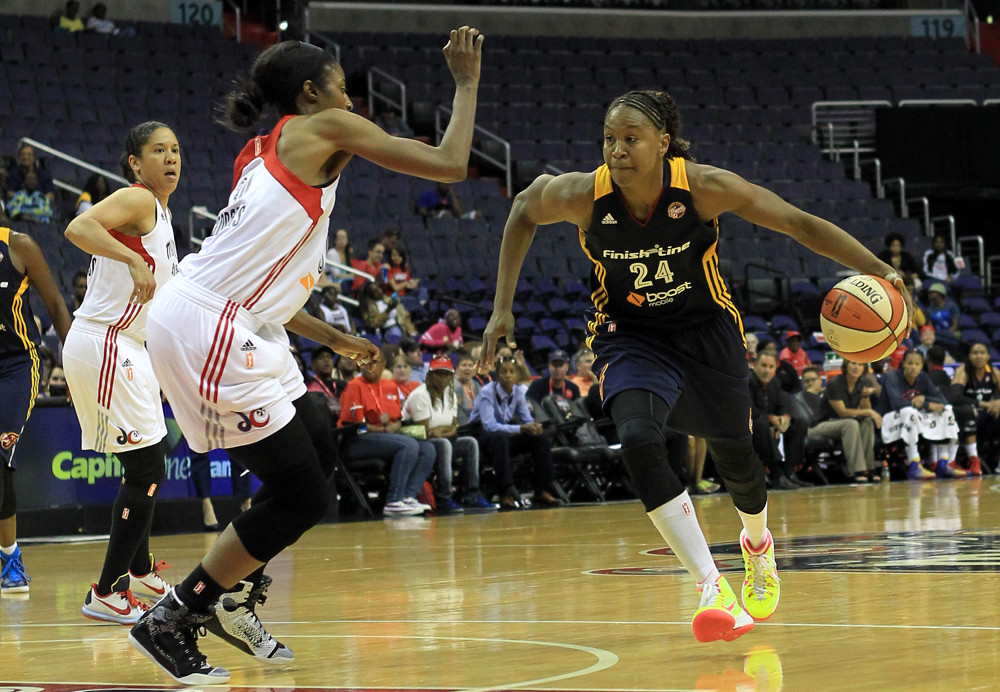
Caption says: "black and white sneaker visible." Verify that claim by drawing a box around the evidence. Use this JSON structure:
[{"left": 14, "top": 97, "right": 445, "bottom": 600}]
[
  {"left": 205, "top": 575, "right": 294, "bottom": 661},
  {"left": 128, "top": 589, "right": 230, "bottom": 685}
]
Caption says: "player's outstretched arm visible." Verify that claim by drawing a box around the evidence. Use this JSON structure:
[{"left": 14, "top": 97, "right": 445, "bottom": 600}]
[
  {"left": 688, "top": 162, "right": 914, "bottom": 330},
  {"left": 313, "top": 27, "right": 483, "bottom": 183},
  {"left": 285, "top": 310, "right": 380, "bottom": 366},
  {"left": 478, "top": 171, "right": 593, "bottom": 372},
  {"left": 10, "top": 231, "right": 72, "bottom": 343}
]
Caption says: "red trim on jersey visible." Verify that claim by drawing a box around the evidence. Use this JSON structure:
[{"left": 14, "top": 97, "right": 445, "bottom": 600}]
[
  {"left": 618, "top": 186, "right": 665, "bottom": 228},
  {"left": 199, "top": 301, "right": 238, "bottom": 401},
  {"left": 210, "top": 305, "right": 239, "bottom": 404},
  {"left": 98, "top": 302, "right": 141, "bottom": 408},
  {"left": 109, "top": 228, "right": 156, "bottom": 271},
  {"left": 242, "top": 220, "right": 319, "bottom": 310}
]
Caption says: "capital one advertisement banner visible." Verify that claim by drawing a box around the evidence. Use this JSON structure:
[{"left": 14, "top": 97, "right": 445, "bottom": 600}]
[{"left": 12, "top": 403, "right": 260, "bottom": 510}]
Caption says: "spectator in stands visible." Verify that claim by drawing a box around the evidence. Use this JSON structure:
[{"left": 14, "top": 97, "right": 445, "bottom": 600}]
[
  {"left": 877, "top": 232, "right": 921, "bottom": 289},
  {"left": 375, "top": 109, "right": 414, "bottom": 138},
  {"left": 358, "top": 280, "right": 416, "bottom": 344},
  {"left": 749, "top": 352, "right": 809, "bottom": 489},
  {"left": 778, "top": 330, "right": 812, "bottom": 376},
  {"left": 85, "top": 3, "right": 135, "bottom": 36},
  {"left": 922, "top": 233, "right": 962, "bottom": 285},
  {"left": 57, "top": 0, "right": 84, "bottom": 32},
  {"left": 325, "top": 227, "right": 353, "bottom": 282},
  {"left": 383, "top": 247, "right": 420, "bottom": 296},
  {"left": 950, "top": 341, "right": 1000, "bottom": 476},
  {"left": 810, "top": 362, "right": 881, "bottom": 483},
  {"left": 569, "top": 347, "right": 597, "bottom": 396},
  {"left": 400, "top": 339, "right": 426, "bottom": 383},
  {"left": 318, "top": 284, "right": 352, "bottom": 333},
  {"left": 925, "top": 283, "right": 960, "bottom": 337},
  {"left": 0, "top": 169, "right": 10, "bottom": 223},
  {"left": 879, "top": 349, "right": 962, "bottom": 480},
  {"left": 305, "top": 345, "right": 343, "bottom": 422},
  {"left": 75, "top": 174, "right": 110, "bottom": 216},
  {"left": 351, "top": 239, "right": 384, "bottom": 294},
  {"left": 497, "top": 345, "right": 533, "bottom": 385},
  {"left": 917, "top": 325, "right": 955, "bottom": 363},
  {"left": 527, "top": 349, "right": 581, "bottom": 403},
  {"left": 6, "top": 144, "right": 55, "bottom": 204},
  {"left": 403, "top": 356, "right": 494, "bottom": 512},
  {"left": 336, "top": 353, "right": 358, "bottom": 383},
  {"left": 338, "top": 353, "right": 436, "bottom": 516},
  {"left": 420, "top": 308, "right": 463, "bottom": 353},
  {"left": 391, "top": 353, "right": 420, "bottom": 405},
  {"left": 70, "top": 268, "right": 88, "bottom": 312},
  {"left": 744, "top": 332, "right": 759, "bottom": 362},
  {"left": 417, "top": 182, "right": 464, "bottom": 219},
  {"left": 455, "top": 352, "right": 482, "bottom": 424},
  {"left": 7, "top": 170, "right": 54, "bottom": 223},
  {"left": 470, "top": 356, "right": 562, "bottom": 509},
  {"left": 903, "top": 274, "right": 927, "bottom": 331},
  {"left": 44, "top": 364, "right": 70, "bottom": 400}
]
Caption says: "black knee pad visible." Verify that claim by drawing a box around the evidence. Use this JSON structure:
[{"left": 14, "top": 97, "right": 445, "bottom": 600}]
[
  {"left": 706, "top": 437, "right": 767, "bottom": 514},
  {"left": 117, "top": 442, "right": 166, "bottom": 492},
  {"left": 616, "top": 416, "right": 685, "bottom": 512},
  {"left": 233, "top": 480, "right": 329, "bottom": 561},
  {"left": 0, "top": 465, "right": 15, "bottom": 520},
  {"left": 293, "top": 394, "right": 339, "bottom": 480}
]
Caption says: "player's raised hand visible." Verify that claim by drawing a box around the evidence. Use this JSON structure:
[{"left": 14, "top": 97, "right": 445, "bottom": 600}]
[
  {"left": 127, "top": 256, "right": 156, "bottom": 304},
  {"left": 477, "top": 308, "right": 515, "bottom": 374},
  {"left": 443, "top": 26, "right": 483, "bottom": 87}
]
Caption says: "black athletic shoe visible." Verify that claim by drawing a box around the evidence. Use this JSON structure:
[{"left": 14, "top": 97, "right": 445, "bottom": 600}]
[
  {"left": 205, "top": 575, "right": 294, "bottom": 661},
  {"left": 128, "top": 589, "right": 230, "bottom": 685}
]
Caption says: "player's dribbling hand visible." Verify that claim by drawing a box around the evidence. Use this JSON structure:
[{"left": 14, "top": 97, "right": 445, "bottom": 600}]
[
  {"left": 478, "top": 308, "right": 515, "bottom": 374},
  {"left": 443, "top": 26, "right": 484, "bottom": 86},
  {"left": 885, "top": 271, "right": 915, "bottom": 333},
  {"left": 127, "top": 256, "right": 156, "bottom": 304}
]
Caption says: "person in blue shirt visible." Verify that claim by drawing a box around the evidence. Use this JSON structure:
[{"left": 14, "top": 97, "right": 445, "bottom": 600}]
[
  {"left": 925, "top": 282, "right": 960, "bottom": 337},
  {"left": 470, "top": 356, "right": 561, "bottom": 509}
]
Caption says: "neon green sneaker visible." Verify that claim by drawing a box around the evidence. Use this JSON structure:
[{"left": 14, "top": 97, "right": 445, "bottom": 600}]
[
  {"left": 692, "top": 575, "right": 755, "bottom": 643},
  {"left": 740, "top": 529, "right": 780, "bottom": 621}
]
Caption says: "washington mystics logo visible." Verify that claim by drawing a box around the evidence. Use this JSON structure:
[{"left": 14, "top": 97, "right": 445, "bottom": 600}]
[
  {"left": 114, "top": 426, "right": 143, "bottom": 445},
  {"left": 236, "top": 408, "right": 270, "bottom": 432}
]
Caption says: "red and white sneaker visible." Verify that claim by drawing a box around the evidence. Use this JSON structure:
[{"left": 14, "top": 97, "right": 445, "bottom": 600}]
[
  {"left": 967, "top": 456, "right": 982, "bottom": 476},
  {"left": 82, "top": 584, "right": 148, "bottom": 625},
  {"left": 129, "top": 556, "right": 172, "bottom": 600}
]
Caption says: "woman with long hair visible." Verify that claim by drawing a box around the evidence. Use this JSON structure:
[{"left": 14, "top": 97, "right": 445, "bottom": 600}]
[{"left": 949, "top": 340, "right": 1000, "bottom": 475}]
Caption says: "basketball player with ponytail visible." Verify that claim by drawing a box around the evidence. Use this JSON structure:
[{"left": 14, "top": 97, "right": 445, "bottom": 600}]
[
  {"left": 129, "top": 29, "right": 483, "bottom": 684},
  {"left": 480, "top": 90, "right": 914, "bottom": 643},
  {"left": 63, "top": 121, "right": 180, "bottom": 624}
]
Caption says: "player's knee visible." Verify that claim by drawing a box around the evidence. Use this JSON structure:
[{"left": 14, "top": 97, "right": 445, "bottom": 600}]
[
  {"left": 291, "top": 479, "right": 330, "bottom": 531},
  {"left": 118, "top": 444, "right": 166, "bottom": 491},
  {"left": 617, "top": 416, "right": 665, "bottom": 456},
  {"left": 707, "top": 437, "right": 767, "bottom": 514}
]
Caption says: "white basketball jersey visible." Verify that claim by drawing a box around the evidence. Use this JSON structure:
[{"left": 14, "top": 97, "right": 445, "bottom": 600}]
[
  {"left": 74, "top": 186, "right": 178, "bottom": 341},
  {"left": 179, "top": 115, "right": 339, "bottom": 326}
]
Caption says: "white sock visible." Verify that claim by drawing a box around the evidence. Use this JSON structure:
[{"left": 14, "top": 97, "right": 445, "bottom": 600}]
[
  {"left": 1, "top": 542, "right": 16, "bottom": 556},
  {"left": 945, "top": 442, "right": 959, "bottom": 461},
  {"left": 906, "top": 443, "right": 920, "bottom": 463},
  {"left": 931, "top": 443, "right": 941, "bottom": 461},
  {"left": 738, "top": 503, "right": 769, "bottom": 549},
  {"left": 966, "top": 442, "right": 979, "bottom": 458},
  {"left": 647, "top": 491, "right": 718, "bottom": 585}
]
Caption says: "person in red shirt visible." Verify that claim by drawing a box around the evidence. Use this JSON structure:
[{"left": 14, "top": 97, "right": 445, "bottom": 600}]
[
  {"left": 338, "top": 353, "right": 436, "bottom": 516},
  {"left": 351, "top": 239, "right": 385, "bottom": 294},
  {"left": 382, "top": 247, "right": 420, "bottom": 296},
  {"left": 420, "top": 309, "right": 463, "bottom": 352},
  {"left": 779, "top": 330, "right": 812, "bottom": 376}
]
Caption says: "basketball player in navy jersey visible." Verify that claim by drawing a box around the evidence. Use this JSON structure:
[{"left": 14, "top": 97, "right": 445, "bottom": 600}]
[
  {"left": 479, "top": 90, "right": 913, "bottom": 643},
  {"left": 0, "top": 227, "right": 72, "bottom": 593}
]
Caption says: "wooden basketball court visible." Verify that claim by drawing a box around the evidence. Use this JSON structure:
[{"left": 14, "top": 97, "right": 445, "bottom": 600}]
[{"left": 2, "top": 478, "right": 999, "bottom": 691}]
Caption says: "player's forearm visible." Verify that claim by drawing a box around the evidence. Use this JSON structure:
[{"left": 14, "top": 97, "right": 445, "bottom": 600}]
[
  {"left": 794, "top": 217, "right": 896, "bottom": 278},
  {"left": 437, "top": 84, "right": 478, "bottom": 181},
  {"left": 64, "top": 217, "right": 143, "bottom": 265},
  {"left": 493, "top": 208, "right": 537, "bottom": 310}
]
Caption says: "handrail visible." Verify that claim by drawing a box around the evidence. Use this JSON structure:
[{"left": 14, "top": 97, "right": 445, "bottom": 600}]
[
  {"left": 931, "top": 215, "right": 957, "bottom": 252},
  {"left": 986, "top": 254, "right": 1000, "bottom": 291},
  {"left": 883, "top": 178, "right": 906, "bottom": 217},
  {"left": 224, "top": 0, "right": 241, "bottom": 43},
  {"left": 327, "top": 260, "right": 374, "bottom": 283},
  {"left": 906, "top": 197, "right": 930, "bottom": 235},
  {"left": 54, "top": 180, "right": 83, "bottom": 197},
  {"left": 188, "top": 205, "right": 217, "bottom": 248},
  {"left": 367, "top": 67, "right": 408, "bottom": 126},
  {"left": 984, "top": 99, "right": 1000, "bottom": 106},
  {"left": 18, "top": 137, "right": 129, "bottom": 187},
  {"left": 435, "top": 105, "right": 512, "bottom": 197},
  {"left": 543, "top": 164, "right": 565, "bottom": 176},
  {"left": 309, "top": 30, "right": 341, "bottom": 65},
  {"left": 958, "top": 235, "right": 985, "bottom": 280},
  {"left": 898, "top": 99, "right": 978, "bottom": 107},
  {"left": 964, "top": 0, "right": 981, "bottom": 54},
  {"left": 859, "top": 158, "right": 882, "bottom": 197}
]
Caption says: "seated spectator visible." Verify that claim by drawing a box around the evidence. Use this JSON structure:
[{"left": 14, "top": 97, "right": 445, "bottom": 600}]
[
  {"left": 69, "top": 267, "right": 88, "bottom": 312},
  {"left": 779, "top": 330, "right": 812, "bottom": 376},
  {"left": 338, "top": 353, "right": 437, "bottom": 516},
  {"left": 496, "top": 345, "right": 534, "bottom": 385},
  {"left": 375, "top": 109, "right": 414, "bottom": 138},
  {"left": 879, "top": 349, "right": 963, "bottom": 480},
  {"left": 75, "top": 174, "right": 110, "bottom": 216},
  {"left": 43, "top": 363, "right": 70, "bottom": 401},
  {"left": 455, "top": 352, "right": 482, "bottom": 424},
  {"left": 922, "top": 233, "right": 963, "bottom": 285},
  {"left": 877, "top": 231, "right": 921, "bottom": 289},
  {"left": 85, "top": 2, "right": 134, "bottom": 35},
  {"left": 336, "top": 353, "right": 358, "bottom": 382},
  {"left": 351, "top": 239, "right": 385, "bottom": 294},
  {"left": 403, "top": 356, "right": 495, "bottom": 512},
  {"left": 950, "top": 341, "right": 1000, "bottom": 476},
  {"left": 903, "top": 274, "right": 927, "bottom": 331},
  {"left": 568, "top": 347, "right": 597, "bottom": 396},
  {"left": 318, "top": 284, "right": 352, "bottom": 333},
  {"left": 469, "top": 356, "right": 562, "bottom": 509},
  {"left": 809, "top": 362, "right": 881, "bottom": 483},
  {"left": 925, "top": 283, "right": 960, "bottom": 337},
  {"left": 391, "top": 353, "right": 420, "bottom": 404},
  {"left": 749, "top": 352, "right": 810, "bottom": 489},
  {"left": 401, "top": 339, "right": 426, "bottom": 383},
  {"left": 744, "top": 332, "right": 759, "bottom": 363},
  {"left": 325, "top": 227, "right": 353, "bottom": 283},
  {"left": 57, "top": 0, "right": 84, "bottom": 32},
  {"left": 306, "top": 345, "right": 344, "bottom": 421},
  {"left": 915, "top": 324, "right": 954, "bottom": 363},
  {"left": 527, "top": 349, "right": 581, "bottom": 403},
  {"left": 6, "top": 144, "right": 55, "bottom": 203},
  {"left": 358, "top": 280, "right": 416, "bottom": 344},
  {"left": 468, "top": 343, "right": 493, "bottom": 386},
  {"left": 0, "top": 168, "right": 10, "bottom": 223},
  {"left": 382, "top": 247, "right": 420, "bottom": 296},
  {"left": 417, "top": 182, "right": 464, "bottom": 219},
  {"left": 380, "top": 228, "right": 401, "bottom": 262},
  {"left": 7, "top": 170, "right": 54, "bottom": 223},
  {"left": 420, "top": 308, "right": 463, "bottom": 353}
]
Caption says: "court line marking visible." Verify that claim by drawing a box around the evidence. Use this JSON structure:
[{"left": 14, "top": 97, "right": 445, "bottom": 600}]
[{"left": 0, "top": 683, "right": 693, "bottom": 692}]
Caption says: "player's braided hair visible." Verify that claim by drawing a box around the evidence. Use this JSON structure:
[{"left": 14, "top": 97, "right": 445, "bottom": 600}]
[
  {"left": 605, "top": 90, "right": 692, "bottom": 161},
  {"left": 219, "top": 41, "right": 340, "bottom": 132},
  {"left": 120, "top": 121, "right": 171, "bottom": 183}
]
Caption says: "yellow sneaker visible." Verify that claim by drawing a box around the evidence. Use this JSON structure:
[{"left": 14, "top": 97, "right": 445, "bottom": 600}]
[
  {"left": 692, "top": 575, "right": 755, "bottom": 643},
  {"left": 740, "top": 529, "right": 780, "bottom": 621},
  {"left": 744, "top": 645, "right": 784, "bottom": 690}
]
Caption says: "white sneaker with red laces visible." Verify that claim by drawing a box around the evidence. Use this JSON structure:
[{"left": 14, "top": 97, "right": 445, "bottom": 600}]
[
  {"left": 82, "top": 584, "right": 148, "bottom": 625},
  {"left": 129, "top": 555, "right": 172, "bottom": 600}
]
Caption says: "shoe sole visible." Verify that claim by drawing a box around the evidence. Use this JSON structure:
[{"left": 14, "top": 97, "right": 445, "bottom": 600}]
[
  {"left": 740, "top": 593, "right": 779, "bottom": 622},
  {"left": 692, "top": 609, "right": 755, "bottom": 643},
  {"left": 1, "top": 585, "right": 29, "bottom": 594},
  {"left": 128, "top": 631, "right": 231, "bottom": 684},
  {"left": 82, "top": 605, "right": 140, "bottom": 625},
  {"left": 204, "top": 618, "right": 296, "bottom": 662}
]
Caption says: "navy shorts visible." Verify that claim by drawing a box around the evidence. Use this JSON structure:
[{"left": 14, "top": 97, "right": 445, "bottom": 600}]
[
  {"left": 0, "top": 353, "right": 38, "bottom": 468},
  {"left": 591, "top": 311, "right": 752, "bottom": 440}
]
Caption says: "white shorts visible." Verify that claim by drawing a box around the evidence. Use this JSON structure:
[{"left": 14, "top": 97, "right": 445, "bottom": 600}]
[
  {"left": 146, "top": 275, "right": 305, "bottom": 453},
  {"left": 881, "top": 405, "right": 959, "bottom": 446},
  {"left": 63, "top": 318, "right": 166, "bottom": 453}
]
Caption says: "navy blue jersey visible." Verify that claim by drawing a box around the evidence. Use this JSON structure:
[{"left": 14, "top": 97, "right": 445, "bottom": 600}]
[
  {"left": 964, "top": 364, "right": 999, "bottom": 404},
  {"left": 0, "top": 227, "right": 41, "bottom": 359},
  {"left": 578, "top": 160, "right": 743, "bottom": 348}
]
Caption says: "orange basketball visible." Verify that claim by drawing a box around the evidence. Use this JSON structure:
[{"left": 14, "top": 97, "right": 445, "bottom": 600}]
[{"left": 820, "top": 275, "right": 909, "bottom": 363}]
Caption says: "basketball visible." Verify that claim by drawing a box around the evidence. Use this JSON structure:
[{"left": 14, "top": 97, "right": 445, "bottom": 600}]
[{"left": 820, "top": 274, "right": 909, "bottom": 363}]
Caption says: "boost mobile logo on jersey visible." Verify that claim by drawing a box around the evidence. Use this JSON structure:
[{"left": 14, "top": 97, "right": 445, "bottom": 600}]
[
  {"left": 237, "top": 408, "right": 270, "bottom": 432},
  {"left": 629, "top": 282, "right": 694, "bottom": 308},
  {"left": 627, "top": 291, "right": 646, "bottom": 306}
]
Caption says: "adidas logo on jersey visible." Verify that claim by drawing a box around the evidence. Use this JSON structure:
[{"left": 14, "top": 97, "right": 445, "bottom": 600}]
[
  {"left": 241, "top": 340, "right": 257, "bottom": 352},
  {"left": 122, "top": 358, "right": 133, "bottom": 368},
  {"left": 601, "top": 213, "right": 617, "bottom": 225}
]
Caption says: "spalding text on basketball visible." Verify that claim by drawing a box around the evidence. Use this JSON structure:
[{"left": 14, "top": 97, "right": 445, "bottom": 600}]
[{"left": 846, "top": 276, "right": 883, "bottom": 303}]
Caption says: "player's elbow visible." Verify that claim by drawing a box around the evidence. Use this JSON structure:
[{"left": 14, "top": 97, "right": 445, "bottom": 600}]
[{"left": 438, "top": 164, "right": 467, "bottom": 184}]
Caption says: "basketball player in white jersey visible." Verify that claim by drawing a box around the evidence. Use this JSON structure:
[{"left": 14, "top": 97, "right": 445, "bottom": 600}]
[
  {"left": 129, "top": 29, "right": 484, "bottom": 684},
  {"left": 62, "top": 121, "right": 178, "bottom": 624}
]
